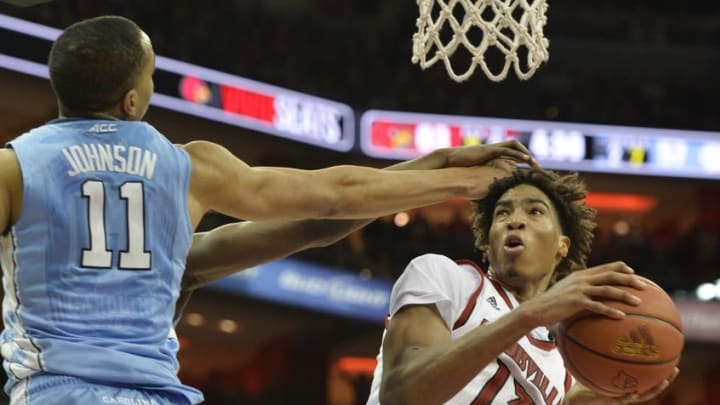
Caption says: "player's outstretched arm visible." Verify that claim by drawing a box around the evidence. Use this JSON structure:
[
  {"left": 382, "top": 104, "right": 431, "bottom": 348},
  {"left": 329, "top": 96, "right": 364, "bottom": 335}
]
[
  {"left": 181, "top": 140, "right": 538, "bottom": 290},
  {"left": 176, "top": 142, "right": 538, "bottom": 318},
  {"left": 183, "top": 140, "right": 534, "bottom": 226}
]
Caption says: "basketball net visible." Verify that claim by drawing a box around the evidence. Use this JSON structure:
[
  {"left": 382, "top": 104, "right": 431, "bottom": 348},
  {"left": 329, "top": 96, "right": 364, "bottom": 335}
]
[{"left": 412, "top": 0, "right": 549, "bottom": 82}]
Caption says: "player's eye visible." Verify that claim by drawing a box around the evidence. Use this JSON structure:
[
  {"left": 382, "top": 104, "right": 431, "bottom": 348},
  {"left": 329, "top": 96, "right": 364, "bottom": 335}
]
[{"left": 494, "top": 208, "right": 510, "bottom": 217}]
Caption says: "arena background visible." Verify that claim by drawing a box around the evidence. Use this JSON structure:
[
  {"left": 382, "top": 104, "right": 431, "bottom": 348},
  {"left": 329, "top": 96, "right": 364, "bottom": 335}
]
[{"left": 0, "top": 1, "right": 718, "bottom": 404}]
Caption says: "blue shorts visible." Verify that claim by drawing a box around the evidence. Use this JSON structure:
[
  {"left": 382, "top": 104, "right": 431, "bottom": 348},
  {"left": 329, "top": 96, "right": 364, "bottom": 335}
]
[{"left": 9, "top": 375, "right": 193, "bottom": 405}]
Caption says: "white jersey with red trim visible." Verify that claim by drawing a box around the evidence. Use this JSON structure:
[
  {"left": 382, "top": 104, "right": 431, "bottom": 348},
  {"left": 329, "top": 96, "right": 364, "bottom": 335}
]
[{"left": 366, "top": 253, "right": 573, "bottom": 405}]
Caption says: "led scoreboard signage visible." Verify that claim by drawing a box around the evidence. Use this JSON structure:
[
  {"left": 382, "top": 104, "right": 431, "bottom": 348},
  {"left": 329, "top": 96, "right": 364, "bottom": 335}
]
[
  {"left": 361, "top": 110, "right": 720, "bottom": 180},
  {"left": 0, "top": 14, "right": 354, "bottom": 152}
]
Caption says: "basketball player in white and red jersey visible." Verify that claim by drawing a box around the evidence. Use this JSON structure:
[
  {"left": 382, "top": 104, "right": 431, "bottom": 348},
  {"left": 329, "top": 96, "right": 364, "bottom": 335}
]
[{"left": 366, "top": 170, "right": 678, "bottom": 405}]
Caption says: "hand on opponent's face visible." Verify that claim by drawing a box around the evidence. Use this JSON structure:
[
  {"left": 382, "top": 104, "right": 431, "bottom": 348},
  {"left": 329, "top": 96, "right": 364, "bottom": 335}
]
[{"left": 444, "top": 140, "right": 541, "bottom": 170}]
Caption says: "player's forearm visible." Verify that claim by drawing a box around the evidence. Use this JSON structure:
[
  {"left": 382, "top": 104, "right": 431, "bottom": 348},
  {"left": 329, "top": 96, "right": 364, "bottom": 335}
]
[
  {"left": 381, "top": 308, "right": 537, "bottom": 405},
  {"left": 183, "top": 219, "right": 373, "bottom": 289},
  {"left": 297, "top": 165, "right": 501, "bottom": 220},
  {"left": 245, "top": 166, "right": 468, "bottom": 220},
  {"left": 251, "top": 150, "right": 452, "bottom": 251},
  {"left": 282, "top": 149, "right": 452, "bottom": 234}
]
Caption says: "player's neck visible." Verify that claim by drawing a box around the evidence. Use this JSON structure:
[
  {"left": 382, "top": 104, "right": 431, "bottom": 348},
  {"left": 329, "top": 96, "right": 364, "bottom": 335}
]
[
  {"left": 511, "top": 282, "right": 547, "bottom": 302},
  {"left": 59, "top": 105, "right": 127, "bottom": 121},
  {"left": 487, "top": 268, "right": 551, "bottom": 302},
  {"left": 86, "top": 112, "right": 122, "bottom": 121}
]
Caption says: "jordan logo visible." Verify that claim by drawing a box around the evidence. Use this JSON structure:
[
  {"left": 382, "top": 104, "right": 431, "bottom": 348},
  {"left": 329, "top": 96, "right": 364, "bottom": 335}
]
[
  {"left": 486, "top": 296, "right": 500, "bottom": 311},
  {"left": 612, "top": 324, "right": 660, "bottom": 358}
]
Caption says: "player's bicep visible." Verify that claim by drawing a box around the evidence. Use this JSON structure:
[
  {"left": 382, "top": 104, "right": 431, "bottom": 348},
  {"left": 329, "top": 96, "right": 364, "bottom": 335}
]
[
  {"left": 185, "top": 141, "right": 302, "bottom": 222},
  {"left": 383, "top": 304, "right": 452, "bottom": 370},
  {"left": 184, "top": 141, "right": 335, "bottom": 222}
]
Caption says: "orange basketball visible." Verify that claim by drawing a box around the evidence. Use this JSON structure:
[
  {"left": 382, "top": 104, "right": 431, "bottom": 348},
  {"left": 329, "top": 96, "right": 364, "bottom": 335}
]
[{"left": 556, "top": 276, "right": 684, "bottom": 396}]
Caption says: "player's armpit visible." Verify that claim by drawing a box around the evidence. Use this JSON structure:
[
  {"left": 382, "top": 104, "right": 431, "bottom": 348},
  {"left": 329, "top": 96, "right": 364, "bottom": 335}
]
[{"left": 0, "top": 149, "right": 22, "bottom": 235}]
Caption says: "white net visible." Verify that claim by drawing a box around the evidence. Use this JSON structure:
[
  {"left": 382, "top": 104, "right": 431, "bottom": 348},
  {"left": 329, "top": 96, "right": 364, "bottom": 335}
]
[{"left": 412, "top": 0, "right": 549, "bottom": 82}]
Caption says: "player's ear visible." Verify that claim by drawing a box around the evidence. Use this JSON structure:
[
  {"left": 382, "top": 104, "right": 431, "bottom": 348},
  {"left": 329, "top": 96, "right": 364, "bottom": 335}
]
[
  {"left": 557, "top": 236, "right": 570, "bottom": 259},
  {"left": 121, "top": 89, "right": 139, "bottom": 119},
  {"left": 479, "top": 245, "right": 490, "bottom": 263}
]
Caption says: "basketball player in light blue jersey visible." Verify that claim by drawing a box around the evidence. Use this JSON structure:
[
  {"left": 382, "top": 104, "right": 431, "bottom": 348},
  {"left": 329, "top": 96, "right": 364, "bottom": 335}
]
[{"left": 0, "top": 15, "right": 538, "bottom": 405}]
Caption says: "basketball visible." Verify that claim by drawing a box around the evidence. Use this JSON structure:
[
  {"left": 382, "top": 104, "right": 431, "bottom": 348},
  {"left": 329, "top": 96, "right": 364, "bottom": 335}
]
[{"left": 556, "top": 276, "right": 684, "bottom": 396}]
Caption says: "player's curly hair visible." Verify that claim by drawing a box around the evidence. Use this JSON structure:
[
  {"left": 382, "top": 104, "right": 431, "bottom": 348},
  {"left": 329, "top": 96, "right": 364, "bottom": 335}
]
[{"left": 471, "top": 170, "right": 597, "bottom": 283}]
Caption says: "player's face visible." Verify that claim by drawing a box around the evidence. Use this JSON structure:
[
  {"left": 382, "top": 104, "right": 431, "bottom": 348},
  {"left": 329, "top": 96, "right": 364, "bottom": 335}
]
[
  {"left": 129, "top": 32, "right": 155, "bottom": 120},
  {"left": 486, "top": 184, "right": 569, "bottom": 289}
]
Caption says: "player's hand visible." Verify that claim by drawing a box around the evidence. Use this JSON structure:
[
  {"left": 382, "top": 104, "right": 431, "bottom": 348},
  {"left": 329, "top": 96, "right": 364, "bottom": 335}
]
[
  {"left": 442, "top": 140, "right": 541, "bottom": 169},
  {"left": 487, "top": 157, "right": 518, "bottom": 175},
  {"left": 520, "top": 262, "right": 646, "bottom": 327},
  {"left": 562, "top": 368, "right": 679, "bottom": 404}
]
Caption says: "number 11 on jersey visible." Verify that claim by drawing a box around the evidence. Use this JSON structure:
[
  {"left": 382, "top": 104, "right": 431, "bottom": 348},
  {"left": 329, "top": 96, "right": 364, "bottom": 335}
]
[{"left": 81, "top": 180, "right": 151, "bottom": 270}]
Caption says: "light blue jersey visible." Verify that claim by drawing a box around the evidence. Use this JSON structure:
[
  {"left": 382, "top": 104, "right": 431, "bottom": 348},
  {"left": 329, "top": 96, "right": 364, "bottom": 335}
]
[{"left": 1, "top": 119, "right": 203, "bottom": 404}]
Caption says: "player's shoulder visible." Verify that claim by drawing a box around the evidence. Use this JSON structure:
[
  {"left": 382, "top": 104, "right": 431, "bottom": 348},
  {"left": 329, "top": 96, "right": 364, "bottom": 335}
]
[
  {"left": 454, "top": 259, "right": 487, "bottom": 279},
  {"left": 408, "top": 253, "right": 458, "bottom": 270},
  {"left": 0, "top": 147, "right": 17, "bottom": 160},
  {"left": 179, "top": 140, "right": 228, "bottom": 159},
  {"left": 409, "top": 254, "right": 482, "bottom": 273},
  {"left": 0, "top": 148, "right": 21, "bottom": 182},
  {"left": 179, "top": 140, "right": 218, "bottom": 151},
  {"left": 133, "top": 121, "right": 173, "bottom": 141},
  {"left": 403, "top": 253, "right": 478, "bottom": 282}
]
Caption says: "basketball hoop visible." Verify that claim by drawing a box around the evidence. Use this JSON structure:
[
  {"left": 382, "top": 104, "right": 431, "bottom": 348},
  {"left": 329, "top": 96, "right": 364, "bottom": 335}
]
[{"left": 412, "top": 0, "right": 550, "bottom": 82}]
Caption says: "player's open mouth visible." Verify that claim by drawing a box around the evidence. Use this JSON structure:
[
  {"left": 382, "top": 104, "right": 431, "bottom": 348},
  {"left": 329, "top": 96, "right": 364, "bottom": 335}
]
[{"left": 503, "top": 235, "right": 525, "bottom": 254}]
